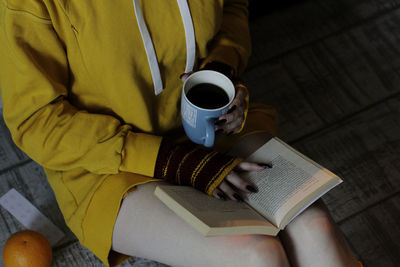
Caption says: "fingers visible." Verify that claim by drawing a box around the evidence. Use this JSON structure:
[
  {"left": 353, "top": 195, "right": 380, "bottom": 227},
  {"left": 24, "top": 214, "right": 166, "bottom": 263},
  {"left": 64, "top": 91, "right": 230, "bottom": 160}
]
[
  {"left": 212, "top": 169, "right": 260, "bottom": 201},
  {"left": 212, "top": 188, "right": 227, "bottom": 201},
  {"left": 225, "top": 170, "right": 258, "bottom": 194},
  {"left": 235, "top": 161, "right": 266, "bottom": 172},
  {"left": 211, "top": 161, "right": 270, "bottom": 201},
  {"left": 217, "top": 109, "right": 244, "bottom": 134},
  {"left": 218, "top": 180, "right": 245, "bottom": 201},
  {"left": 215, "top": 86, "right": 247, "bottom": 134}
]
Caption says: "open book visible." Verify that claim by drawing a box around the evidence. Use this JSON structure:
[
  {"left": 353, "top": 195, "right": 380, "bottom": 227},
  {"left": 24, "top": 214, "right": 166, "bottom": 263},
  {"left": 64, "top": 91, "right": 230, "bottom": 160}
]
[{"left": 154, "top": 137, "right": 342, "bottom": 236}]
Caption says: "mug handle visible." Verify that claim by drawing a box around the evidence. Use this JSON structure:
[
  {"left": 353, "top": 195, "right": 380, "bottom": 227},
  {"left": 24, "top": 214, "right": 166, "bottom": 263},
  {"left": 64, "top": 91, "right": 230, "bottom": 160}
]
[{"left": 204, "top": 117, "right": 215, "bottom": 147}]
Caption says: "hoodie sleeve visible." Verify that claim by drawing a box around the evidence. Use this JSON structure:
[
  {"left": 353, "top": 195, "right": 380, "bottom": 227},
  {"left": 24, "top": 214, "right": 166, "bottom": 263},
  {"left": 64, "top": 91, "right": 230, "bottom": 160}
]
[
  {"left": 200, "top": 0, "right": 251, "bottom": 75},
  {"left": 0, "top": 2, "right": 161, "bottom": 177}
]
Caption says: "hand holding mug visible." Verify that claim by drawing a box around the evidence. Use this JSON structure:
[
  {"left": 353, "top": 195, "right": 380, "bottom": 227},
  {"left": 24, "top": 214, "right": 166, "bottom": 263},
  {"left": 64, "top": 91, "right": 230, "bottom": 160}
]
[
  {"left": 214, "top": 82, "right": 248, "bottom": 135},
  {"left": 181, "top": 70, "right": 235, "bottom": 147}
]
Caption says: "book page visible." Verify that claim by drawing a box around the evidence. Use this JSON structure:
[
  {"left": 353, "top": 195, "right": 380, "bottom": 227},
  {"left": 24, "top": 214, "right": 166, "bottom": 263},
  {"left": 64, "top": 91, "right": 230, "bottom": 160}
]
[
  {"left": 243, "top": 138, "right": 342, "bottom": 228},
  {"left": 155, "top": 185, "right": 279, "bottom": 236}
]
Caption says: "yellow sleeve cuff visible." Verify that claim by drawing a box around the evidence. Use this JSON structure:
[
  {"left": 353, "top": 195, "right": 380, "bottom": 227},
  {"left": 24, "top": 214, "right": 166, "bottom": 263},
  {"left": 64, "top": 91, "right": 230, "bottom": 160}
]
[{"left": 119, "top": 131, "right": 162, "bottom": 177}]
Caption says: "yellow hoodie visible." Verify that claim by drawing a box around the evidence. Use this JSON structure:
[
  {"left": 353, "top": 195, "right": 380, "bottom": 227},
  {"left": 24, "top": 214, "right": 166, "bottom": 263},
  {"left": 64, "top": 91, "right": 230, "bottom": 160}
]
[{"left": 0, "top": 0, "right": 276, "bottom": 266}]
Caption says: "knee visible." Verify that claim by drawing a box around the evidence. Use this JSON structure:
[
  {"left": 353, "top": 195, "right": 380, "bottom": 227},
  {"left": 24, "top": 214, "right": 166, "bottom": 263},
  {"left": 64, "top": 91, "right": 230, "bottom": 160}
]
[
  {"left": 237, "top": 235, "right": 290, "bottom": 267},
  {"left": 310, "top": 213, "right": 337, "bottom": 236},
  {"left": 296, "top": 200, "right": 338, "bottom": 237}
]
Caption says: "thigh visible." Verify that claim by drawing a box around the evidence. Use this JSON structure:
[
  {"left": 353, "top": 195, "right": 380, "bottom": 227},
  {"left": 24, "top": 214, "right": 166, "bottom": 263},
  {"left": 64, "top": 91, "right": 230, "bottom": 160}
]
[
  {"left": 112, "top": 181, "right": 289, "bottom": 267},
  {"left": 279, "top": 200, "right": 360, "bottom": 267}
]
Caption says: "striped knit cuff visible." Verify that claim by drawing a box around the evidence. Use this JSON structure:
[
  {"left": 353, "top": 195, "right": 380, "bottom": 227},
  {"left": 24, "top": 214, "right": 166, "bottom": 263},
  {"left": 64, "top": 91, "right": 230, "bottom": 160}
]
[
  {"left": 205, "top": 157, "right": 243, "bottom": 195},
  {"left": 154, "top": 140, "right": 242, "bottom": 195}
]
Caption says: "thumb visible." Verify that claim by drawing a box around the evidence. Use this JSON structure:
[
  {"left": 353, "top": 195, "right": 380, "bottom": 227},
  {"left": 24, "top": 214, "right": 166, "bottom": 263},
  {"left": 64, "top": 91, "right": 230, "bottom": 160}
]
[{"left": 180, "top": 71, "right": 194, "bottom": 82}]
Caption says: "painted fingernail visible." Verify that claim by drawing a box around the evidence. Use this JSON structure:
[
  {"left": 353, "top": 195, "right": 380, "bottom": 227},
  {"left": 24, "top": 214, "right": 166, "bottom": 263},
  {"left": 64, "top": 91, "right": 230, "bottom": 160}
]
[
  {"left": 233, "top": 193, "right": 244, "bottom": 202},
  {"left": 227, "top": 105, "right": 237, "bottom": 114},
  {"left": 258, "top": 163, "right": 273, "bottom": 168},
  {"left": 215, "top": 129, "right": 224, "bottom": 135},
  {"left": 217, "top": 192, "right": 227, "bottom": 201},
  {"left": 246, "top": 185, "right": 258, "bottom": 193},
  {"left": 227, "top": 131, "right": 234, "bottom": 136},
  {"left": 215, "top": 119, "right": 227, "bottom": 126}
]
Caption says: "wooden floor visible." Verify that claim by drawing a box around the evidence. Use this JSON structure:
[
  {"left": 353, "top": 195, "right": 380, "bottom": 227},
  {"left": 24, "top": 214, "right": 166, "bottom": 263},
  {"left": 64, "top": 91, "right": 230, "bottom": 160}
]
[{"left": 1, "top": 0, "right": 400, "bottom": 266}]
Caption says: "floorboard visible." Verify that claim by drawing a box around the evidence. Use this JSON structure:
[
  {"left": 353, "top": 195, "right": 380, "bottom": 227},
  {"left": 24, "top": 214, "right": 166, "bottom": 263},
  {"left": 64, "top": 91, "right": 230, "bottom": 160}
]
[
  {"left": 248, "top": 0, "right": 400, "bottom": 68},
  {"left": 243, "top": 8, "right": 400, "bottom": 141},
  {"left": 0, "top": 116, "right": 29, "bottom": 172},
  {"left": 294, "top": 96, "right": 400, "bottom": 222},
  {"left": 52, "top": 242, "right": 101, "bottom": 267},
  {"left": 339, "top": 193, "right": 400, "bottom": 267}
]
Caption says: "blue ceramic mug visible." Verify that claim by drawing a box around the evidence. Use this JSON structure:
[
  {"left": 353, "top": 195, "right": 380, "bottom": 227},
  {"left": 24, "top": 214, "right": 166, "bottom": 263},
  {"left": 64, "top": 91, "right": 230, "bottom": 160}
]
[{"left": 181, "top": 70, "right": 235, "bottom": 147}]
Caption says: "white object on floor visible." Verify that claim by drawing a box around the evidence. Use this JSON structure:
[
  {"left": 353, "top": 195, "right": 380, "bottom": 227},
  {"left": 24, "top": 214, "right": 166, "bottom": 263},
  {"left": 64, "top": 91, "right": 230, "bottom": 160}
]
[{"left": 0, "top": 188, "right": 65, "bottom": 246}]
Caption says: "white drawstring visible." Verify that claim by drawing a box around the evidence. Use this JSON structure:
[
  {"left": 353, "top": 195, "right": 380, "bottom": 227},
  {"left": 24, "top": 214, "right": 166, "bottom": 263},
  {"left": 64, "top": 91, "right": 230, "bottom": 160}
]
[
  {"left": 133, "top": 0, "right": 196, "bottom": 95},
  {"left": 176, "top": 0, "right": 196, "bottom": 74},
  {"left": 133, "top": 0, "right": 163, "bottom": 95}
]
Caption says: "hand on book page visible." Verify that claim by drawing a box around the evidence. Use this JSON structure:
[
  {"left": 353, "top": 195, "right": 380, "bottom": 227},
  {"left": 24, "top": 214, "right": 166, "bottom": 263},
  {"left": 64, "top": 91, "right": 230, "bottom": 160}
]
[
  {"left": 212, "top": 161, "right": 271, "bottom": 202},
  {"left": 243, "top": 138, "right": 342, "bottom": 228},
  {"left": 154, "top": 138, "right": 342, "bottom": 237}
]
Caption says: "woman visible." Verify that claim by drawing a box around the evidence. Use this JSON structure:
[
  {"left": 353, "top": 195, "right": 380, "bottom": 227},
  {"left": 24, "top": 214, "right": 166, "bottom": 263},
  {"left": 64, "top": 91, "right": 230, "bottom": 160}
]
[{"left": 0, "top": 0, "right": 360, "bottom": 266}]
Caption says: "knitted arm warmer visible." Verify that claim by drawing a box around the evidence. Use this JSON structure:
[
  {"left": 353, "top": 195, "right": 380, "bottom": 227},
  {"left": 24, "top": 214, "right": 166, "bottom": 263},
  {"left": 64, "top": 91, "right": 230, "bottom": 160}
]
[{"left": 154, "top": 140, "right": 242, "bottom": 195}]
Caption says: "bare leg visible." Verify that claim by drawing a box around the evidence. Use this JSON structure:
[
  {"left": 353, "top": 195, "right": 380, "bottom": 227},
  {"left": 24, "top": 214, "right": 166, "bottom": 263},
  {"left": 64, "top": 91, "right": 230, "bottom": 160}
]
[
  {"left": 229, "top": 133, "right": 360, "bottom": 267},
  {"left": 112, "top": 182, "right": 290, "bottom": 267},
  {"left": 279, "top": 200, "right": 360, "bottom": 267},
  {"left": 112, "top": 132, "right": 359, "bottom": 266}
]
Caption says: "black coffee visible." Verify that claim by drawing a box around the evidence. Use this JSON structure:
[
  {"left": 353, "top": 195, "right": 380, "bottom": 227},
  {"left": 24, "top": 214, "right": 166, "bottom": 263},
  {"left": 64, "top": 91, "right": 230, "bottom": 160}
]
[{"left": 186, "top": 83, "right": 229, "bottom": 109}]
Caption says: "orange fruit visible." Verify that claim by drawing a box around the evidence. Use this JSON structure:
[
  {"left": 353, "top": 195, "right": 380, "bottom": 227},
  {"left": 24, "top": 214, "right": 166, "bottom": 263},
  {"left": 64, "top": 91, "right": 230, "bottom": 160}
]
[{"left": 2, "top": 230, "right": 52, "bottom": 267}]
